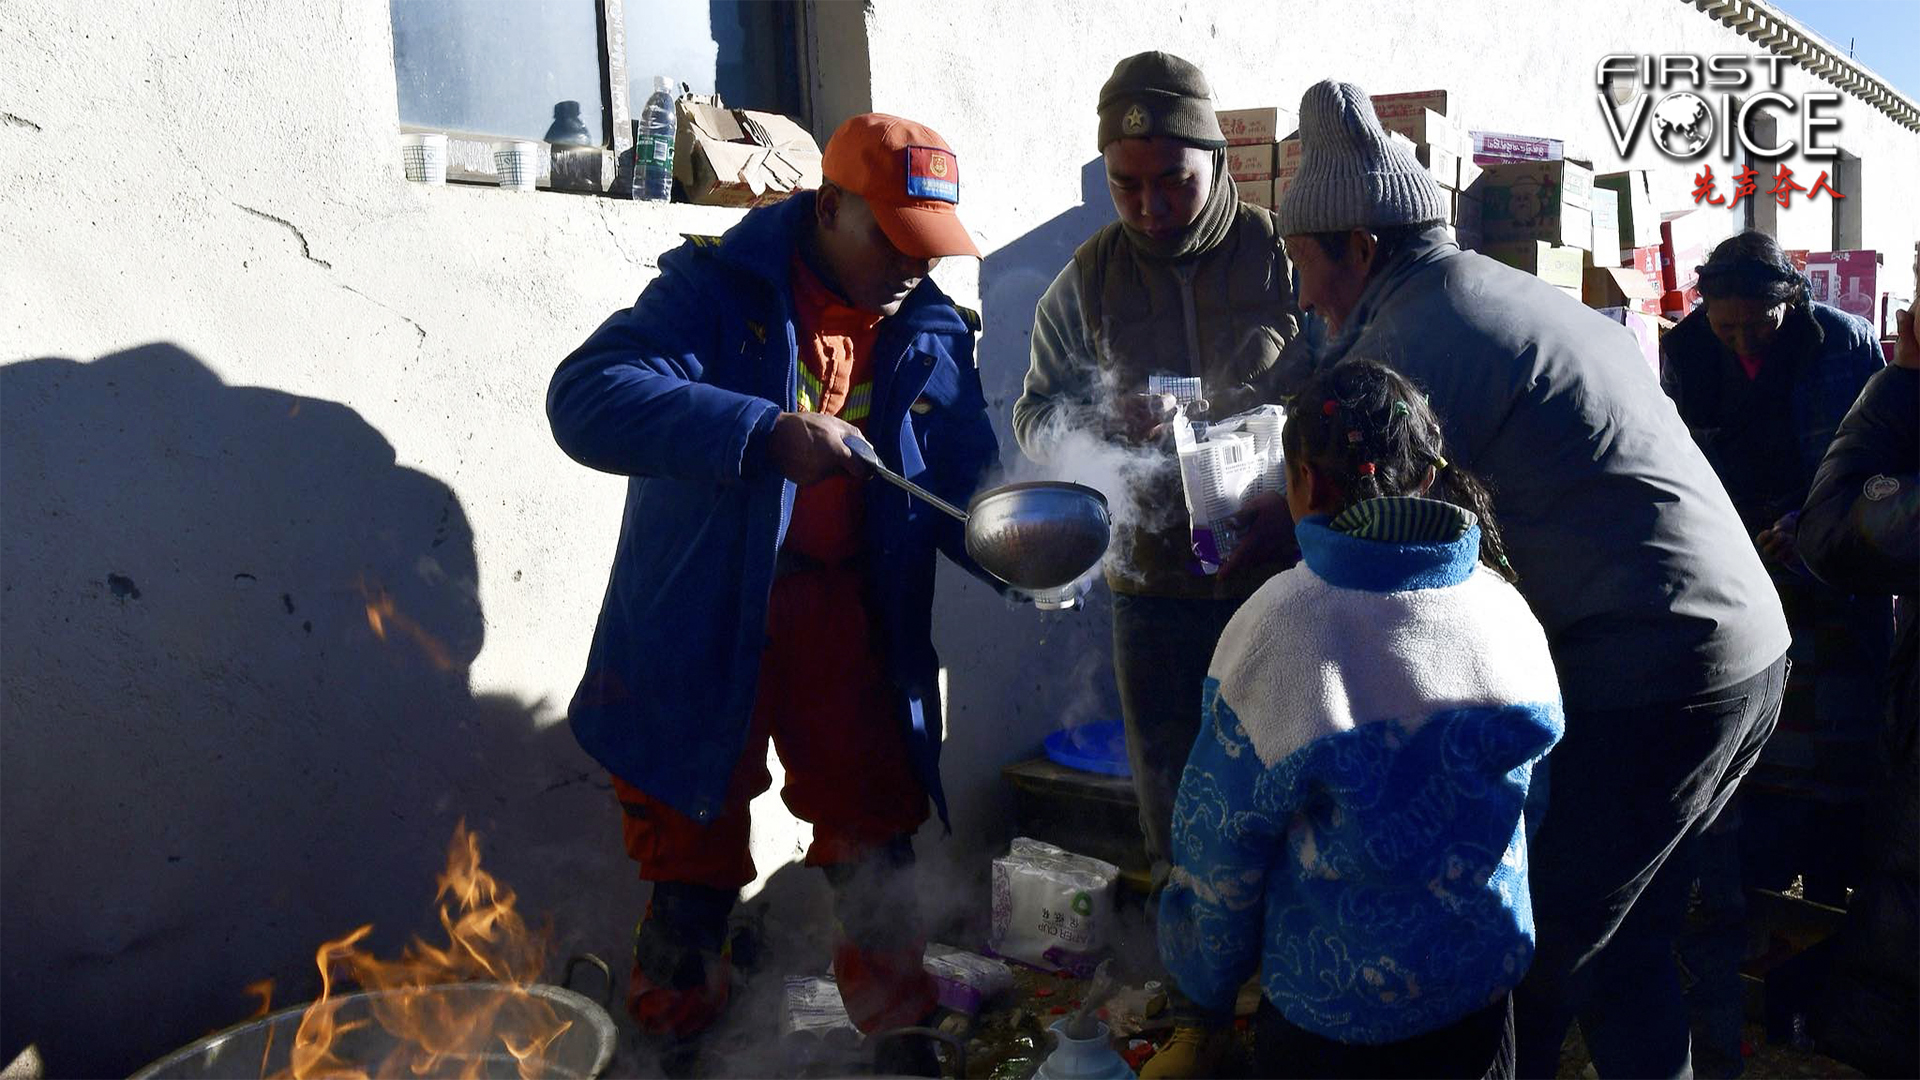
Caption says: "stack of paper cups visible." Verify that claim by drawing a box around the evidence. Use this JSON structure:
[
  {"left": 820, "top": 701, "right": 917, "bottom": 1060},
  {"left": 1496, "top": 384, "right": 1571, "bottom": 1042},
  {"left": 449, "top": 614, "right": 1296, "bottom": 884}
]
[
  {"left": 1241, "top": 406, "right": 1287, "bottom": 496},
  {"left": 1179, "top": 432, "right": 1259, "bottom": 572},
  {"left": 494, "top": 141, "right": 539, "bottom": 192}
]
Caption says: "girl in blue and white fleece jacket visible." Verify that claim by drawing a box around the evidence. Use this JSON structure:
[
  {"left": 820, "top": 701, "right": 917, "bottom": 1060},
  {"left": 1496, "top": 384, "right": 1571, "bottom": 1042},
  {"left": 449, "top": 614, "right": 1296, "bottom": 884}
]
[{"left": 1159, "top": 358, "right": 1563, "bottom": 1079}]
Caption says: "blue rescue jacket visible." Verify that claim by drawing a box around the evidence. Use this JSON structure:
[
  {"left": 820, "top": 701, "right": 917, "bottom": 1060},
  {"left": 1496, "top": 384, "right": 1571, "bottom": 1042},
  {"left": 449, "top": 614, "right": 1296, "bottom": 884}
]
[{"left": 547, "top": 193, "right": 1000, "bottom": 827}]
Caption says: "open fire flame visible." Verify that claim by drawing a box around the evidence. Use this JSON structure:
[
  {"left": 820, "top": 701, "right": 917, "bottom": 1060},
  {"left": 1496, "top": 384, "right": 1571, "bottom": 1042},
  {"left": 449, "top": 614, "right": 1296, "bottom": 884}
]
[{"left": 249, "top": 823, "right": 570, "bottom": 1079}]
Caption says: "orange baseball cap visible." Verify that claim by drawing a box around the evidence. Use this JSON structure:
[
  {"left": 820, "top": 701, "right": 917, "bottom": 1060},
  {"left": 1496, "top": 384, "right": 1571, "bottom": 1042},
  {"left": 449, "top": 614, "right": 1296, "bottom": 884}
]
[{"left": 821, "top": 113, "right": 981, "bottom": 260}]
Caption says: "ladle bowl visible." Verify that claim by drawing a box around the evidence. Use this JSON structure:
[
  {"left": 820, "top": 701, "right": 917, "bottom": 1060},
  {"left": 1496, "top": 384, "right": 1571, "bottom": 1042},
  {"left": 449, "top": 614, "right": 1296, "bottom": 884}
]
[{"left": 843, "top": 435, "right": 1111, "bottom": 600}]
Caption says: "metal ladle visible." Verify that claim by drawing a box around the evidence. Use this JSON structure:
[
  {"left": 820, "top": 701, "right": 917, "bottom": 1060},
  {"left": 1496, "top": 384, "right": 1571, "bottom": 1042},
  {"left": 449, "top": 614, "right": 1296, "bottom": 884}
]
[
  {"left": 843, "top": 434, "right": 969, "bottom": 523},
  {"left": 842, "top": 434, "right": 1111, "bottom": 608}
]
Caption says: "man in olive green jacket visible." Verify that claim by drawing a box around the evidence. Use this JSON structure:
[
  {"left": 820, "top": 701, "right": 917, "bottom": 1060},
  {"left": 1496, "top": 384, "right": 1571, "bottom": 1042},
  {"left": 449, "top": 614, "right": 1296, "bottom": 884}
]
[{"left": 1012, "top": 50, "right": 1306, "bottom": 1079}]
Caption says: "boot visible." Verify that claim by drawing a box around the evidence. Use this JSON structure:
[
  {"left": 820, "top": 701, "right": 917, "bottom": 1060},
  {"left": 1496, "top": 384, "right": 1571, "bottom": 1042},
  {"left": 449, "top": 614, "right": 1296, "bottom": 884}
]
[
  {"left": 627, "top": 881, "right": 735, "bottom": 1043},
  {"left": 1138, "top": 1023, "right": 1238, "bottom": 1080},
  {"left": 823, "top": 837, "right": 939, "bottom": 1035}
]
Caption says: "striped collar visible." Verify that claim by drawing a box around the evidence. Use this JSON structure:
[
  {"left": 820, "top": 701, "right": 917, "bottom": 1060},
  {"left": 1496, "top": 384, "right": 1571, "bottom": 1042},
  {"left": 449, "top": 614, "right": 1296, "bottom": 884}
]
[
  {"left": 1329, "top": 496, "right": 1475, "bottom": 543},
  {"left": 1298, "top": 497, "right": 1481, "bottom": 593}
]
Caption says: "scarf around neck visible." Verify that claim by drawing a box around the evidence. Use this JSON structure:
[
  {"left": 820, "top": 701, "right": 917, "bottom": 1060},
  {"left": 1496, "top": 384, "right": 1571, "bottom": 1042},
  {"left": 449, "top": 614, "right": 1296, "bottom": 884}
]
[{"left": 1119, "top": 148, "right": 1239, "bottom": 263}]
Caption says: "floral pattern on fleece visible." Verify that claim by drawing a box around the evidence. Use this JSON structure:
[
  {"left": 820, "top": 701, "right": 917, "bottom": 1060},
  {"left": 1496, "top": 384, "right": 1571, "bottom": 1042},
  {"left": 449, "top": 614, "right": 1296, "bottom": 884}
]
[{"left": 1161, "top": 680, "right": 1560, "bottom": 1043}]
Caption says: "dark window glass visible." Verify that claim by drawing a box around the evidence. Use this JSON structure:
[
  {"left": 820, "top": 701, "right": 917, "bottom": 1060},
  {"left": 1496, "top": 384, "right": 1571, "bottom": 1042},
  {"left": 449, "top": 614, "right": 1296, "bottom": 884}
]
[
  {"left": 391, "top": 0, "right": 608, "bottom": 145},
  {"left": 624, "top": 0, "right": 803, "bottom": 120}
]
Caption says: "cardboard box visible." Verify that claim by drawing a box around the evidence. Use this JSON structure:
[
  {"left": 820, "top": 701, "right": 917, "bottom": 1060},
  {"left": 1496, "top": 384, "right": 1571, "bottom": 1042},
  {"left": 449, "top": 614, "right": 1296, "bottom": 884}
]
[
  {"left": 1662, "top": 286, "right": 1702, "bottom": 319},
  {"left": 1380, "top": 108, "right": 1456, "bottom": 151},
  {"left": 1479, "top": 160, "right": 1593, "bottom": 208},
  {"left": 1589, "top": 187, "right": 1622, "bottom": 268},
  {"left": 1585, "top": 265, "right": 1662, "bottom": 315},
  {"left": 1457, "top": 155, "right": 1484, "bottom": 192},
  {"left": 1371, "top": 90, "right": 1455, "bottom": 120},
  {"left": 1483, "top": 241, "right": 1585, "bottom": 289},
  {"left": 1240, "top": 177, "right": 1276, "bottom": 210},
  {"left": 1474, "top": 160, "right": 1594, "bottom": 250},
  {"left": 1217, "top": 107, "right": 1287, "bottom": 146},
  {"left": 1273, "top": 139, "right": 1301, "bottom": 204},
  {"left": 674, "top": 98, "right": 822, "bottom": 207},
  {"left": 1805, "top": 250, "right": 1879, "bottom": 325},
  {"left": 1226, "top": 143, "right": 1274, "bottom": 182},
  {"left": 1594, "top": 170, "right": 1659, "bottom": 249},
  {"left": 1472, "top": 130, "right": 1564, "bottom": 165},
  {"left": 1452, "top": 190, "right": 1484, "bottom": 248},
  {"left": 1415, "top": 141, "right": 1463, "bottom": 191},
  {"left": 1626, "top": 245, "right": 1663, "bottom": 285},
  {"left": 1659, "top": 210, "right": 1716, "bottom": 292},
  {"left": 1595, "top": 307, "right": 1662, "bottom": 382}
]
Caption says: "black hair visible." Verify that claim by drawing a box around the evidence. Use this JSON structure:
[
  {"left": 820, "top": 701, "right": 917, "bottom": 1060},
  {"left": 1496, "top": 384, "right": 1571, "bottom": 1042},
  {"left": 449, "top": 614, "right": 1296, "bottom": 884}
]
[
  {"left": 1696, "top": 230, "right": 1809, "bottom": 309},
  {"left": 1281, "top": 357, "right": 1517, "bottom": 582}
]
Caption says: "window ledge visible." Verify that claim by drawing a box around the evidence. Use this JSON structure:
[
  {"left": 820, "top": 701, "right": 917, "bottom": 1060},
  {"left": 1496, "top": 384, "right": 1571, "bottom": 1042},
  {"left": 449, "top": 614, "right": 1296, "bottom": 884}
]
[
  {"left": 401, "top": 124, "right": 760, "bottom": 234},
  {"left": 408, "top": 171, "right": 755, "bottom": 232}
]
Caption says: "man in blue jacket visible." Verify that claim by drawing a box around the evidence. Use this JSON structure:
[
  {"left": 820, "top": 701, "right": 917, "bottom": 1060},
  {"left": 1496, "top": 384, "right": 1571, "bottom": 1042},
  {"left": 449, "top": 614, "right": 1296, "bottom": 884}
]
[{"left": 548, "top": 113, "right": 996, "bottom": 1057}]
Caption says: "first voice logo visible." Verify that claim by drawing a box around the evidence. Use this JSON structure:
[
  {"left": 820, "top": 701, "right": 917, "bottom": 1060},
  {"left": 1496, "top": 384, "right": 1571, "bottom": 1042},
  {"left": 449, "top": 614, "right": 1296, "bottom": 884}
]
[{"left": 1596, "top": 54, "right": 1846, "bottom": 209}]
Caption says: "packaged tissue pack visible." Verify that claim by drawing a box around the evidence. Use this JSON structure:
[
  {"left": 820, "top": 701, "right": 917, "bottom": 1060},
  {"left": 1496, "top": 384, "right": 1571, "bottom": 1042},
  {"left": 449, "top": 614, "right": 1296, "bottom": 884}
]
[
  {"left": 987, "top": 837, "right": 1119, "bottom": 976},
  {"left": 923, "top": 943, "right": 1014, "bottom": 1015},
  {"left": 1174, "top": 403, "right": 1287, "bottom": 573}
]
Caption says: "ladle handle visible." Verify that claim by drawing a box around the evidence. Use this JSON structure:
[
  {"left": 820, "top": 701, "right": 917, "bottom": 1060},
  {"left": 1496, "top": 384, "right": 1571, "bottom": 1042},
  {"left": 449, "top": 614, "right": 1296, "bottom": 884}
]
[{"left": 842, "top": 435, "right": 970, "bottom": 523}]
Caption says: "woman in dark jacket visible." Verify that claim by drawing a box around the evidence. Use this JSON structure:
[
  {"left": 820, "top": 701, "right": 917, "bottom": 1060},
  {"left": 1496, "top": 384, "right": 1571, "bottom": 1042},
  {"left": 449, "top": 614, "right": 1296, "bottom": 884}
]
[{"left": 1660, "top": 231, "right": 1888, "bottom": 1075}]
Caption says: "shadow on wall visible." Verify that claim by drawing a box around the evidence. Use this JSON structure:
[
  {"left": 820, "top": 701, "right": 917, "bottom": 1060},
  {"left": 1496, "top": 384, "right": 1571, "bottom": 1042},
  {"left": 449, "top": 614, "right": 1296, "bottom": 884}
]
[
  {"left": 918, "top": 156, "right": 1123, "bottom": 919},
  {"left": 0, "top": 345, "right": 642, "bottom": 1077}
]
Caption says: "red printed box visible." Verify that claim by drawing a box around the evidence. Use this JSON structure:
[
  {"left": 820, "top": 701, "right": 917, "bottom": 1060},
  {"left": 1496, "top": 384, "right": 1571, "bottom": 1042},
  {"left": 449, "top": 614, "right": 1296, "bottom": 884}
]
[
  {"left": 1625, "top": 246, "right": 1664, "bottom": 295},
  {"left": 1662, "top": 286, "right": 1702, "bottom": 319},
  {"left": 1805, "top": 250, "right": 1879, "bottom": 325},
  {"left": 1371, "top": 90, "right": 1454, "bottom": 120},
  {"left": 1216, "top": 107, "right": 1287, "bottom": 146},
  {"left": 1660, "top": 211, "right": 1716, "bottom": 292},
  {"left": 1226, "top": 143, "right": 1274, "bottom": 181},
  {"left": 1380, "top": 108, "right": 1456, "bottom": 150}
]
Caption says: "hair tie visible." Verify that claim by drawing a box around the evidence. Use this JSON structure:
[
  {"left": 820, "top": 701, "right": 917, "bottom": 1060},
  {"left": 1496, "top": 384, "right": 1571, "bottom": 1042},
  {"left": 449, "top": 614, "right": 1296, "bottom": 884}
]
[
  {"left": 1321, "top": 399, "right": 1338, "bottom": 417},
  {"left": 1391, "top": 400, "right": 1411, "bottom": 417},
  {"left": 1357, "top": 462, "right": 1377, "bottom": 477},
  {"left": 1346, "top": 430, "right": 1363, "bottom": 445},
  {"left": 1432, "top": 455, "right": 1448, "bottom": 470}
]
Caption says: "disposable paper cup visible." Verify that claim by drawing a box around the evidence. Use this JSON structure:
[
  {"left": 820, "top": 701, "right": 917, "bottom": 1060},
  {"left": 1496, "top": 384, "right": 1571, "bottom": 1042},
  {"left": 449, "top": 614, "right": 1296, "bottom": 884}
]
[
  {"left": 494, "top": 141, "right": 539, "bottom": 192},
  {"left": 400, "top": 132, "right": 447, "bottom": 184}
]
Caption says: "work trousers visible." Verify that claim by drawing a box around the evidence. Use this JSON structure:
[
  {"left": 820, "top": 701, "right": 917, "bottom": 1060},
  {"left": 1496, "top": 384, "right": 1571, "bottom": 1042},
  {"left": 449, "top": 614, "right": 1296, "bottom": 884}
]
[
  {"left": 612, "top": 562, "right": 935, "bottom": 1035},
  {"left": 1109, "top": 592, "right": 1244, "bottom": 892},
  {"left": 1513, "top": 655, "right": 1788, "bottom": 1079}
]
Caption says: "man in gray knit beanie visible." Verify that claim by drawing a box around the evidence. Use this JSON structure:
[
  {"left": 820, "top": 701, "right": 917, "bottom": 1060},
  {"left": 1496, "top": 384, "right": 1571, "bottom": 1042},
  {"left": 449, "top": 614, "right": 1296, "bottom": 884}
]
[
  {"left": 1273, "top": 79, "right": 1448, "bottom": 337},
  {"left": 1260, "top": 78, "right": 1791, "bottom": 1080},
  {"left": 1274, "top": 79, "right": 1447, "bottom": 238}
]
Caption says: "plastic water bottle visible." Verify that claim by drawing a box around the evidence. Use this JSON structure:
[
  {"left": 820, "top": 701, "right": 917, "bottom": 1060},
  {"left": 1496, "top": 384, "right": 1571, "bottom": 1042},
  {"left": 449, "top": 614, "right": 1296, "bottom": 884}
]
[{"left": 635, "top": 75, "right": 676, "bottom": 202}]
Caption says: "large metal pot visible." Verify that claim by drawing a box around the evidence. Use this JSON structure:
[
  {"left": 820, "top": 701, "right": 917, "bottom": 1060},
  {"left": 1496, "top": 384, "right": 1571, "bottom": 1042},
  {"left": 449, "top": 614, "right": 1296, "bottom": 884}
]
[{"left": 128, "top": 982, "right": 617, "bottom": 1080}]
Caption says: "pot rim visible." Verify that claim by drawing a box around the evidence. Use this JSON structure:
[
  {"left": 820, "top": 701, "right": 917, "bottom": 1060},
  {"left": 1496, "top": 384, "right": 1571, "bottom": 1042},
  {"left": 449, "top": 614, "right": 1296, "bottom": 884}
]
[{"left": 128, "top": 981, "right": 617, "bottom": 1080}]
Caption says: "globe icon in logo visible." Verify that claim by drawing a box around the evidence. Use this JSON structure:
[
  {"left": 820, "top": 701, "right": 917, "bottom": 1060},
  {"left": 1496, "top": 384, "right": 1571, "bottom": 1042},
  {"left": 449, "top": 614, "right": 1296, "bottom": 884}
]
[{"left": 1651, "top": 92, "right": 1715, "bottom": 157}]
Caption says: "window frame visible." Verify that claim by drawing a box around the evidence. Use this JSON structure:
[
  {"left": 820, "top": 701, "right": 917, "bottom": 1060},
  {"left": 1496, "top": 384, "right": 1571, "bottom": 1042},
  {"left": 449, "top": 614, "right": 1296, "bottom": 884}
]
[{"left": 395, "top": 0, "right": 633, "bottom": 194}]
